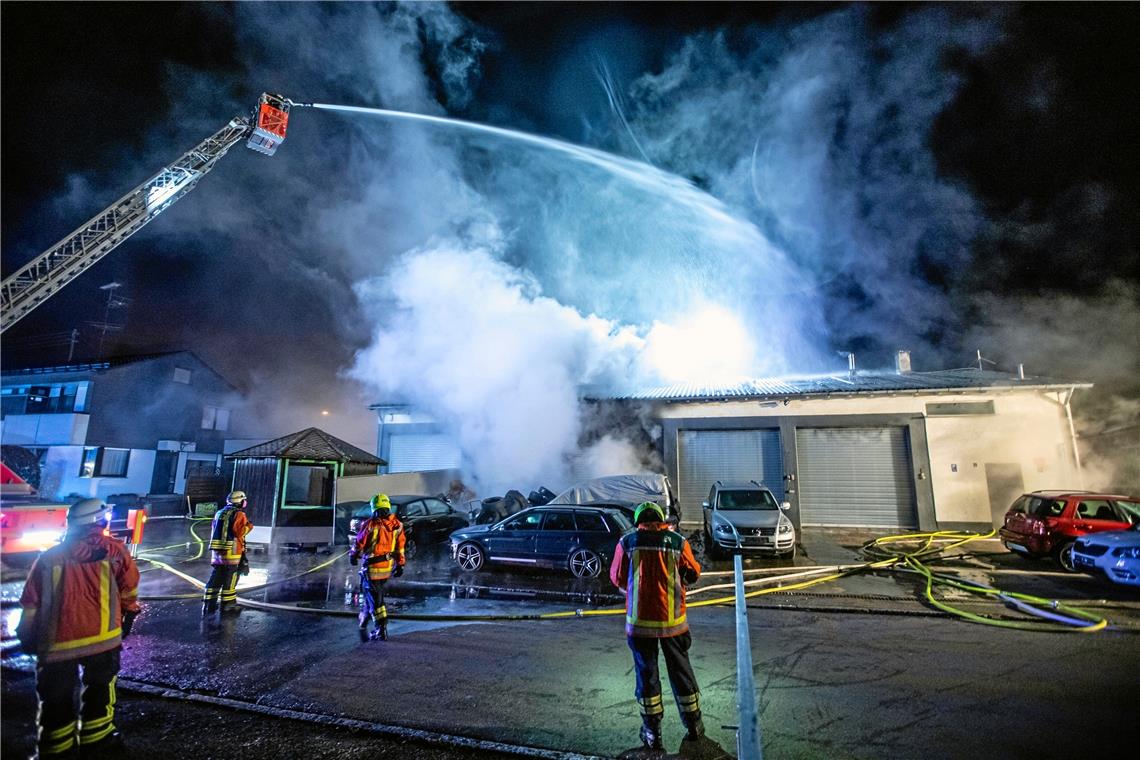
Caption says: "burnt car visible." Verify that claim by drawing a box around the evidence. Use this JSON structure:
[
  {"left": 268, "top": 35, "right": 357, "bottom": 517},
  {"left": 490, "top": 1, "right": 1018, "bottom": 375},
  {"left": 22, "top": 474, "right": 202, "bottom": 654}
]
[
  {"left": 449, "top": 505, "right": 633, "bottom": 578},
  {"left": 346, "top": 494, "right": 469, "bottom": 560},
  {"left": 999, "top": 490, "right": 1139, "bottom": 571},
  {"left": 551, "top": 474, "right": 682, "bottom": 525}
]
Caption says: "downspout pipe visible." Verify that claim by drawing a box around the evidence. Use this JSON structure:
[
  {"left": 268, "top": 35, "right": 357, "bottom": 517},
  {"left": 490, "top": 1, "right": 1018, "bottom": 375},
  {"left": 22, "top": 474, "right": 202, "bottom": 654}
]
[{"left": 1063, "top": 386, "right": 1084, "bottom": 488}]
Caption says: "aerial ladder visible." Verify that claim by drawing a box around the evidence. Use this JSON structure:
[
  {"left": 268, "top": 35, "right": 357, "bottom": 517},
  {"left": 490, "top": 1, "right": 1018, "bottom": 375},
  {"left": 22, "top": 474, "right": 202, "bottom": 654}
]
[{"left": 0, "top": 93, "right": 307, "bottom": 333}]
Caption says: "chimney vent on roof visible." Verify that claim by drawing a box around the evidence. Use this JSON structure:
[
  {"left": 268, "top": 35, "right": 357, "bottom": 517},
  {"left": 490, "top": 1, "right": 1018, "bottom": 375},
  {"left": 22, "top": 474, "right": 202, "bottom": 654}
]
[
  {"left": 1018, "top": 363, "right": 1025, "bottom": 380},
  {"left": 847, "top": 352, "right": 856, "bottom": 379},
  {"left": 896, "top": 350, "right": 912, "bottom": 374}
]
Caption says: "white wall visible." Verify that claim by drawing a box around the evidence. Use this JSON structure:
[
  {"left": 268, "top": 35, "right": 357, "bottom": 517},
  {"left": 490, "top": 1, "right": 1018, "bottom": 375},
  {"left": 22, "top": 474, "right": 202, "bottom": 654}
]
[
  {"left": 654, "top": 388, "right": 1079, "bottom": 527},
  {"left": 336, "top": 469, "right": 462, "bottom": 504},
  {"left": 0, "top": 413, "right": 89, "bottom": 445},
  {"left": 38, "top": 446, "right": 157, "bottom": 502},
  {"left": 926, "top": 395, "right": 1076, "bottom": 524}
]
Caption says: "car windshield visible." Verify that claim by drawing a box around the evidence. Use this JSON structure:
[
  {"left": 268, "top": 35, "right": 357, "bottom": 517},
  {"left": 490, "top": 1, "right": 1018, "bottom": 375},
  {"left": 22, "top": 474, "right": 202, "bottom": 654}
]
[
  {"left": 718, "top": 490, "right": 778, "bottom": 510},
  {"left": 1117, "top": 500, "right": 1140, "bottom": 525}
]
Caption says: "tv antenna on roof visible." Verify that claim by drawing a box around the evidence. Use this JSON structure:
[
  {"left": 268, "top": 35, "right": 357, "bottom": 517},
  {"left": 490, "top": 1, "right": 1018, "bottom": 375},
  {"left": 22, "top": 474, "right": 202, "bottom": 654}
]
[{"left": 975, "top": 349, "right": 997, "bottom": 371}]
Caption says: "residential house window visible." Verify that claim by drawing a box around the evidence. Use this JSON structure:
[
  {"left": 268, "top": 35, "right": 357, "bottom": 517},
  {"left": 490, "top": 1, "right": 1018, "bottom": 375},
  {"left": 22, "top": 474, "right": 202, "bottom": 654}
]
[
  {"left": 173, "top": 367, "right": 192, "bottom": 384},
  {"left": 201, "top": 406, "right": 230, "bottom": 431},
  {"left": 2, "top": 382, "right": 88, "bottom": 414},
  {"left": 184, "top": 459, "right": 219, "bottom": 478},
  {"left": 79, "top": 447, "right": 130, "bottom": 478}
]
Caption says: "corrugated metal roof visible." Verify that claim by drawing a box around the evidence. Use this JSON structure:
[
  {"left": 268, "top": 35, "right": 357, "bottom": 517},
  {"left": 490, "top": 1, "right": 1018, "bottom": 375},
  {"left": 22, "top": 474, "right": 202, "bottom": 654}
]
[
  {"left": 227, "top": 427, "right": 385, "bottom": 465},
  {"left": 603, "top": 368, "right": 1092, "bottom": 402}
]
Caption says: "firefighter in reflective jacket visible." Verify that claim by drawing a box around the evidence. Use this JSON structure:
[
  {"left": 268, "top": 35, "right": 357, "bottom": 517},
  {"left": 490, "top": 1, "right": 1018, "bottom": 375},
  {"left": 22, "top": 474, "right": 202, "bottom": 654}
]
[
  {"left": 17, "top": 498, "right": 140, "bottom": 758},
  {"left": 201, "top": 490, "right": 252, "bottom": 616},
  {"left": 349, "top": 493, "right": 405, "bottom": 641},
  {"left": 609, "top": 501, "right": 704, "bottom": 751}
]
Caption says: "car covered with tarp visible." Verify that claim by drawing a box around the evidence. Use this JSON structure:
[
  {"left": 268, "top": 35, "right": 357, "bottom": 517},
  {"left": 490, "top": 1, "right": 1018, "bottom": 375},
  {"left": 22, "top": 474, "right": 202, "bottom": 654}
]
[{"left": 550, "top": 473, "right": 681, "bottom": 524}]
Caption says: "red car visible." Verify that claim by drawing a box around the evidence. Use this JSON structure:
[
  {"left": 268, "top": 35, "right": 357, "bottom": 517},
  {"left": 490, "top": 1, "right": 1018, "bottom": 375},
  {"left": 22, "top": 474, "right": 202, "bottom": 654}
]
[{"left": 999, "top": 491, "right": 1140, "bottom": 572}]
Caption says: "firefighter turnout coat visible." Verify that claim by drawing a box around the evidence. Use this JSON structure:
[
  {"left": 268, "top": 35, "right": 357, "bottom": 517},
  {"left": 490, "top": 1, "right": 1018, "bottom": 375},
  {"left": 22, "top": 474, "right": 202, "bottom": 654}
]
[
  {"left": 209, "top": 505, "right": 252, "bottom": 566},
  {"left": 351, "top": 514, "right": 406, "bottom": 581},
  {"left": 610, "top": 521, "right": 701, "bottom": 638},
  {"left": 17, "top": 527, "right": 141, "bottom": 663}
]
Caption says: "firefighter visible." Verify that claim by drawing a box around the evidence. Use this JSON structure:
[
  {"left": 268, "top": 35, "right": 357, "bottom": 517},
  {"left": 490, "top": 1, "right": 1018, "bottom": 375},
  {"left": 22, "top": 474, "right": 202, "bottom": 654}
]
[
  {"left": 349, "top": 493, "right": 405, "bottom": 641},
  {"left": 17, "top": 497, "right": 140, "bottom": 758},
  {"left": 609, "top": 501, "right": 705, "bottom": 751},
  {"left": 201, "top": 490, "right": 252, "bottom": 616}
]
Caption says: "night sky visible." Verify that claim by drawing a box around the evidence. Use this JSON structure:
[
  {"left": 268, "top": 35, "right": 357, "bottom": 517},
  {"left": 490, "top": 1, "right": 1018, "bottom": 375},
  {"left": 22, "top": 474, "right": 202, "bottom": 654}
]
[{"left": 2, "top": 2, "right": 1138, "bottom": 471}]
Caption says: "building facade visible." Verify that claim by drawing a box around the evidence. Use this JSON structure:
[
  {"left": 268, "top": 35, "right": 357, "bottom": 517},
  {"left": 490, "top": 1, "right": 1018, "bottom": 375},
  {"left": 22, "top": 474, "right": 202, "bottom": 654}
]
[
  {"left": 618, "top": 366, "right": 1089, "bottom": 532},
  {"left": 0, "top": 351, "right": 241, "bottom": 501}
]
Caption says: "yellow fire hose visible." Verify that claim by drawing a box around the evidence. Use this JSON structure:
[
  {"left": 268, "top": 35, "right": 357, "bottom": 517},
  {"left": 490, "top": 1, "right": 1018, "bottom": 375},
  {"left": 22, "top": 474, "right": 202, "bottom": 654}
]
[{"left": 139, "top": 522, "right": 1109, "bottom": 632}]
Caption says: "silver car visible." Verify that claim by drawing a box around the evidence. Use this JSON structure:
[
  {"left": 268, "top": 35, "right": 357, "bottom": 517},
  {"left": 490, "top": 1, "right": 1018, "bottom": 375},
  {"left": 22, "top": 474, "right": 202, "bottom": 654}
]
[{"left": 702, "top": 481, "right": 795, "bottom": 559}]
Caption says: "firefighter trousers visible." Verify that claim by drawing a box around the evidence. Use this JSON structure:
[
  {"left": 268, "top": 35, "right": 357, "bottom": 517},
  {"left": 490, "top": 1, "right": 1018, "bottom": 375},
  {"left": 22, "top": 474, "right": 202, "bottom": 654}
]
[
  {"left": 203, "top": 564, "right": 241, "bottom": 606},
  {"left": 628, "top": 632, "right": 702, "bottom": 730},
  {"left": 35, "top": 647, "right": 120, "bottom": 756},
  {"left": 358, "top": 571, "right": 388, "bottom": 628}
]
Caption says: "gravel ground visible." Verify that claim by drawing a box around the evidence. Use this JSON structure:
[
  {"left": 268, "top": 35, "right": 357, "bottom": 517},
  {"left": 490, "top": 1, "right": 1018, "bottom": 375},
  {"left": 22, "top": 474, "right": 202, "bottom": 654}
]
[{"left": 1, "top": 667, "right": 527, "bottom": 760}]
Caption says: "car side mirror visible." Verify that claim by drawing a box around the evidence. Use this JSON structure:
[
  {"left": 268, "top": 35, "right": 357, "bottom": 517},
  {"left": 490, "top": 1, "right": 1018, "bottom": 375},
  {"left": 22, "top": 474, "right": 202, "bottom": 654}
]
[
  {"left": 702, "top": 501, "right": 709, "bottom": 508},
  {"left": 780, "top": 501, "right": 791, "bottom": 510}
]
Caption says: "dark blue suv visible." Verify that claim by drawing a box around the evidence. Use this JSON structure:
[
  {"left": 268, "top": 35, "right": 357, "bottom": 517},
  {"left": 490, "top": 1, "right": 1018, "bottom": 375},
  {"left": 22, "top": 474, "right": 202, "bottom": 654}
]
[{"left": 449, "top": 505, "right": 632, "bottom": 578}]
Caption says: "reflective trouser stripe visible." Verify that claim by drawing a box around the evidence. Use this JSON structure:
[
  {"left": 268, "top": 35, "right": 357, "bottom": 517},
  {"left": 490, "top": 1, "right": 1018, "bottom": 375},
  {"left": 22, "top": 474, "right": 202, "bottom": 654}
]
[
  {"left": 220, "top": 568, "right": 240, "bottom": 603},
  {"left": 79, "top": 675, "right": 117, "bottom": 744},
  {"left": 677, "top": 692, "right": 701, "bottom": 713},
  {"left": 373, "top": 604, "right": 387, "bottom": 624},
  {"left": 40, "top": 721, "right": 77, "bottom": 755},
  {"left": 638, "top": 694, "right": 665, "bottom": 717}
]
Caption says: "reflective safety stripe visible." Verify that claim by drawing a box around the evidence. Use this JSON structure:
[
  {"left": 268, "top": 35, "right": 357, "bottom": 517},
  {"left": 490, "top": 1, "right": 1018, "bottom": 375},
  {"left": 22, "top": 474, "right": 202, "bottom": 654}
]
[
  {"left": 677, "top": 692, "right": 701, "bottom": 713},
  {"left": 638, "top": 694, "right": 665, "bottom": 716},
  {"left": 80, "top": 675, "right": 117, "bottom": 744}
]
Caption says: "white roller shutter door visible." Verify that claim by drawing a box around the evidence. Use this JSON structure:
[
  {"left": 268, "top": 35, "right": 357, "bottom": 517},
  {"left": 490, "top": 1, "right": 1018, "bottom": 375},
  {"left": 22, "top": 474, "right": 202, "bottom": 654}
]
[
  {"left": 795, "top": 427, "right": 917, "bottom": 527},
  {"left": 388, "top": 434, "right": 462, "bottom": 473},
  {"left": 677, "top": 429, "right": 785, "bottom": 514}
]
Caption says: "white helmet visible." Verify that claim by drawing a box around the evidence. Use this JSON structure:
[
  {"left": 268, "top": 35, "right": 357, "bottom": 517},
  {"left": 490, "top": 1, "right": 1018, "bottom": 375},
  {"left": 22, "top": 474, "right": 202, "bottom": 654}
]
[{"left": 68, "top": 498, "right": 110, "bottom": 527}]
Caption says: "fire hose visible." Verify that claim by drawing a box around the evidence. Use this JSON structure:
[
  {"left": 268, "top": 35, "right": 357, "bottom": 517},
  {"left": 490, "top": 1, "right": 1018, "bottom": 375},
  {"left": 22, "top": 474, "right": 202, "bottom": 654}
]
[{"left": 139, "top": 522, "right": 1110, "bottom": 631}]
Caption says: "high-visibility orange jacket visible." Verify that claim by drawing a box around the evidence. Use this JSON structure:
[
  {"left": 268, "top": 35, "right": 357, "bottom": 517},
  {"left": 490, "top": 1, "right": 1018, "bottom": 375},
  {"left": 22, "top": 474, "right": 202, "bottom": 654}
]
[
  {"left": 610, "top": 522, "right": 701, "bottom": 638},
  {"left": 17, "top": 527, "right": 140, "bottom": 663},
  {"left": 351, "top": 514, "right": 406, "bottom": 581},
  {"left": 209, "top": 506, "right": 252, "bottom": 566}
]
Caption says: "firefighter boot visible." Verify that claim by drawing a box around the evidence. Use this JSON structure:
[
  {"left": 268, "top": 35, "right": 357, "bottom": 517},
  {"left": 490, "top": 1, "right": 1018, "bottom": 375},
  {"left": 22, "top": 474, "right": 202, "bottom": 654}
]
[
  {"left": 682, "top": 713, "right": 706, "bottom": 742},
  {"left": 201, "top": 599, "right": 218, "bottom": 616},
  {"left": 369, "top": 619, "right": 388, "bottom": 641},
  {"left": 639, "top": 715, "right": 664, "bottom": 751}
]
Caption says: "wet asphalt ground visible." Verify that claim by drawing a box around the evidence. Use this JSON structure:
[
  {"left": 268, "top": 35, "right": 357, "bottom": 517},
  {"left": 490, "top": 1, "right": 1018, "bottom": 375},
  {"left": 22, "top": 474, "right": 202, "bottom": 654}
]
[{"left": 3, "top": 519, "right": 1139, "bottom": 759}]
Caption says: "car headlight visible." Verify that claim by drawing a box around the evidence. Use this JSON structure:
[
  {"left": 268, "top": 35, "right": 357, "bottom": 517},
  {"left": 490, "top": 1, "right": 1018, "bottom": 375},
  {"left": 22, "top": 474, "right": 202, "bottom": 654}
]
[
  {"left": 1113, "top": 546, "right": 1140, "bottom": 559},
  {"left": 715, "top": 523, "right": 733, "bottom": 534},
  {"left": 778, "top": 520, "right": 793, "bottom": 534}
]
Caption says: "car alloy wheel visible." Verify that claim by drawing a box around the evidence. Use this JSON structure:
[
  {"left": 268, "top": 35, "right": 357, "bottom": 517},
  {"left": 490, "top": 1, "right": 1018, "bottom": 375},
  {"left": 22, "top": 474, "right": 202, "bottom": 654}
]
[
  {"left": 1055, "top": 540, "right": 1077, "bottom": 573},
  {"left": 568, "top": 548, "right": 602, "bottom": 578},
  {"left": 455, "top": 542, "right": 485, "bottom": 572},
  {"left": 404, "top": 536, "right": 418, "bottom": 561}
]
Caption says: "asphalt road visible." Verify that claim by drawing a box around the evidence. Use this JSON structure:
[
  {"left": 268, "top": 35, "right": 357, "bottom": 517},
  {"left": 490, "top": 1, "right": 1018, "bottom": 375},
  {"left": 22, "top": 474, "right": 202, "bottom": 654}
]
[{"left": 3, "top": 523, "right": 1139, "bottom": 759}]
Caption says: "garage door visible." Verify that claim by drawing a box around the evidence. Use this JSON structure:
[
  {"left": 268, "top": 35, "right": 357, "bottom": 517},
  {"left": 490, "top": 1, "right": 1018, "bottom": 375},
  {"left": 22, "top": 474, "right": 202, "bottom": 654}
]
[
  {"left": 677, "top": 429, "right": 785, "bottom": 516},
  {"left": 388, "top": 434, "right": 462, "bottom": 473},
  {"left": 795, "top": 427, "right": 916, "bottom": 527}
]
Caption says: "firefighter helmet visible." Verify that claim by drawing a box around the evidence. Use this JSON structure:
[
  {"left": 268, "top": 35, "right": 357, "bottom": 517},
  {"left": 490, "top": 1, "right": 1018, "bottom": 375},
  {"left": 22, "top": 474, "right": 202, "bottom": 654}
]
[
  {"left": 68, "top": 498, "right": 110, "bottom": 527},
  {"left": 227, "top": 490, "right": 248, "bottom": 507},
  {"left": 370, "top": 493, "right": 391, "bottom": 515},
  {"left": 633, "top": 501, "right": 666, "bottom": 524}
]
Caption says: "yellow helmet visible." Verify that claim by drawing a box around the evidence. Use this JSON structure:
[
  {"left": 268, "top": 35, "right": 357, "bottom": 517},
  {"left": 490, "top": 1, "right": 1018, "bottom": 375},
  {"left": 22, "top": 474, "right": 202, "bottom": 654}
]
[
  {"left": 370, "top": 493, "right": 391, "bottom": 515},
  {"left": 227, "top": 490, "right": 248, "bottom": 507}
]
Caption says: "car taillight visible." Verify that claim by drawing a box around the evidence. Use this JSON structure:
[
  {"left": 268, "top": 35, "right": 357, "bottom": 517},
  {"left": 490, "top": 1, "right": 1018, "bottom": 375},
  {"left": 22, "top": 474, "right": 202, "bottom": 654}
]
[{"left": 1033, "top": 519, "right": 1048, "bottom": 536}]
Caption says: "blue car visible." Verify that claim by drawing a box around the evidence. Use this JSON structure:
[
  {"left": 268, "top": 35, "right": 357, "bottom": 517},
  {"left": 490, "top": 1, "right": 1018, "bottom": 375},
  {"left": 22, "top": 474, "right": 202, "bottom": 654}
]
[
  {"left": 449, "top": 505, "right": 632, "bottom": 578},
  {"left": 1071, "top": 523, "right": 1140, "bottom": 587}
]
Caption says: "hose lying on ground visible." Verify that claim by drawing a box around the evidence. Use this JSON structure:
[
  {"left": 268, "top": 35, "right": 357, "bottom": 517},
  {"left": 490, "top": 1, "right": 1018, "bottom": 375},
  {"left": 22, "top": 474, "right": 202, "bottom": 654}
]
[{"left": 138, "top": 522, "right": 1110, "bottom": 632}]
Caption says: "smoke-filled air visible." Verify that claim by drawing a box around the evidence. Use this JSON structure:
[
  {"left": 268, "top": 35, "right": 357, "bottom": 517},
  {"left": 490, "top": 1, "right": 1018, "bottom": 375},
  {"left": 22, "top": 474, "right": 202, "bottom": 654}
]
[{"left": 7, "top": 3, "right": 1135, "bottom": 492}]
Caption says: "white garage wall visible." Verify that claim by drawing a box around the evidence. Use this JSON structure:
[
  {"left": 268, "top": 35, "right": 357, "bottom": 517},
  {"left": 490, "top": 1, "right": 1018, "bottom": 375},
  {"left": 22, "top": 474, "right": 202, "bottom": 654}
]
[{"left": 926, "top": 394, "right": 1076, "bottom": 525}]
